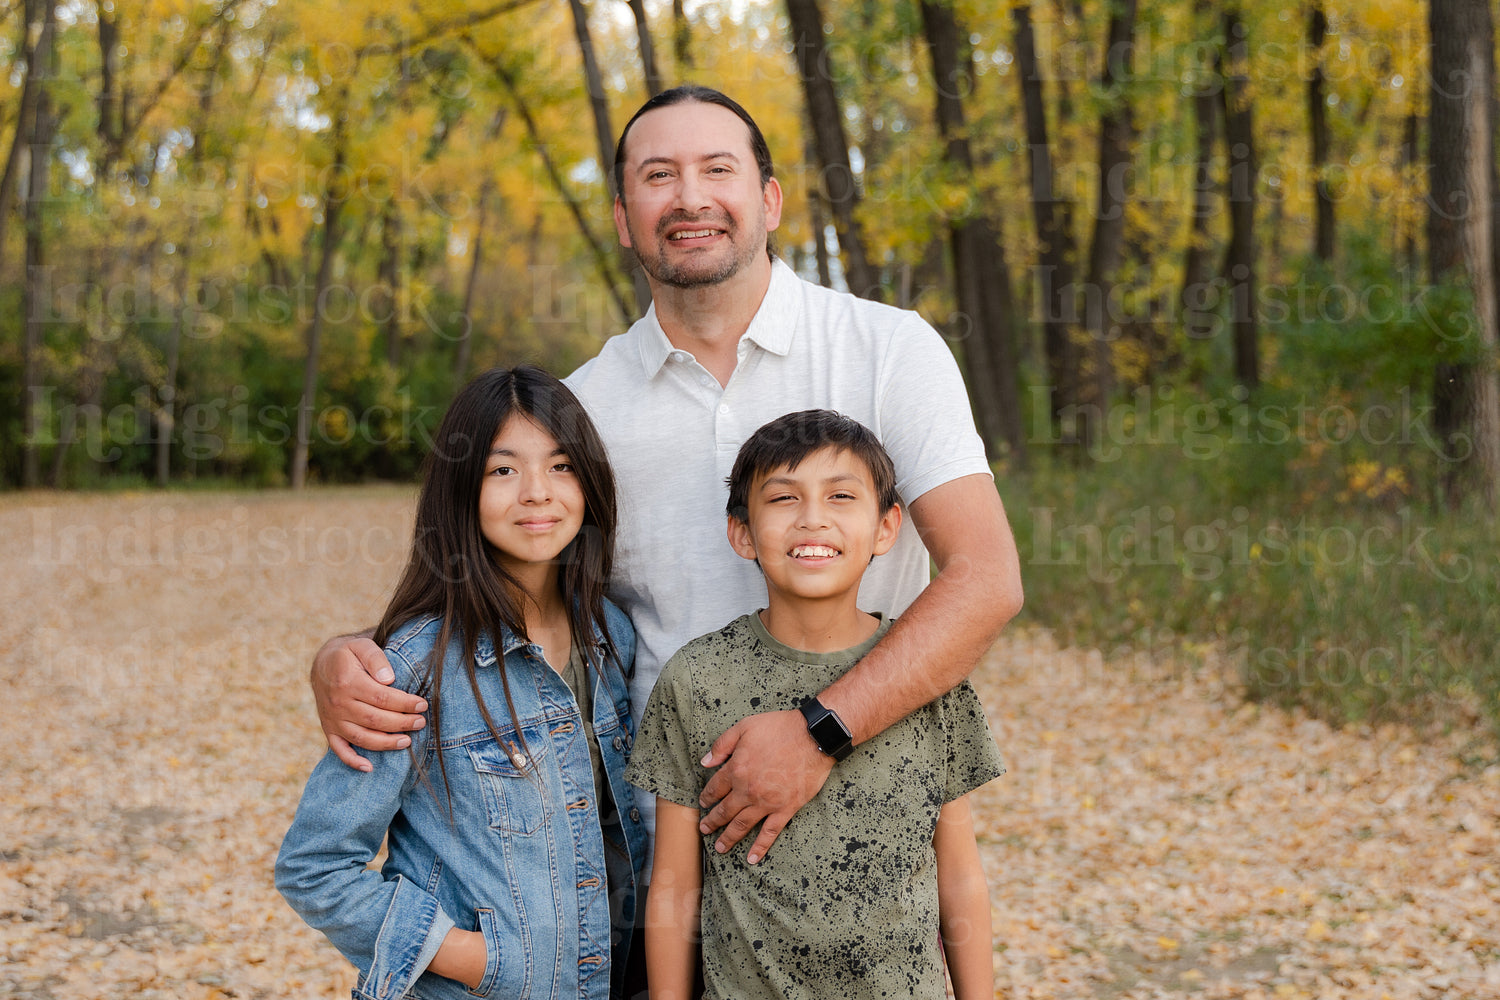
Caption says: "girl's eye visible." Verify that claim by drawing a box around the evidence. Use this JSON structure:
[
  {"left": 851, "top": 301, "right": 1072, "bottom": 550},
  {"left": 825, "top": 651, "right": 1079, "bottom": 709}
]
[
  {"left": 552, "top": 462, "right": 574, "bottom": 473},
  {"left": 489, "top": 465, "right": 515, "bottom": 476}
]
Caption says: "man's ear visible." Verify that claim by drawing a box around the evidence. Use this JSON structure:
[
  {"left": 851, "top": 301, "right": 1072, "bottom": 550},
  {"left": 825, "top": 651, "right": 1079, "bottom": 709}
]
[
  {"left": 762, "top": 177, "right": 784, "bottom": 234},
  {"left": 613, "top": 196, "right": 633, "bottom": 248},
  {"left": 726, "top": 515, "right": 759, "bottom": 562},
  {"left": 872, "top": 503, "right": 903, "bottom": 558}
]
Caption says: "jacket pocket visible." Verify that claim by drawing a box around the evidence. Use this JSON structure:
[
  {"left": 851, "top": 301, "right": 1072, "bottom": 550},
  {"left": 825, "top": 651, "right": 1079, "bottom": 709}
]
[{"left": 467, "top": 737, "right": 549, "bottom": 836}]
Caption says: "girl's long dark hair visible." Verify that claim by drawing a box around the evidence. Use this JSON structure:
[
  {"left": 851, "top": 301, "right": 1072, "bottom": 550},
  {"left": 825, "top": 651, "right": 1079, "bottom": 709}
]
[{"left": 374, "top": 365, "right": 618, "bottom": 804}]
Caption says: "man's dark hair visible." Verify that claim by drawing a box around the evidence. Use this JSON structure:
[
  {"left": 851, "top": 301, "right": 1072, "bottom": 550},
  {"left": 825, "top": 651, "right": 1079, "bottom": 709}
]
[
  {"left": 726, "top": 410, "right": 899, "bottom": 522},
  {"left": 612, "top": 84, "right": 775, "bottom": 203}
]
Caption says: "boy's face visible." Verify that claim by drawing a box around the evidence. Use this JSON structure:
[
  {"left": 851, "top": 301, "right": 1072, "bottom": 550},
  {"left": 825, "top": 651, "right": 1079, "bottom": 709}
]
[{"left": 726, "top": 446, "right": 902, "bottom": 604}]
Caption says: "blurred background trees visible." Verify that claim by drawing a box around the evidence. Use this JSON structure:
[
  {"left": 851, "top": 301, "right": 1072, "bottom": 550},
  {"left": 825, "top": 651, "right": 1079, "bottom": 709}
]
[{"left": 0, "top": 0, "right": 1491, "bottom": 505}]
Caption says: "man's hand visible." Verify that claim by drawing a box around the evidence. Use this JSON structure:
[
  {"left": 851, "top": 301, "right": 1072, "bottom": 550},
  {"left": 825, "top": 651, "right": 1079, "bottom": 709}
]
[
  {"left": 697, "top": 709, "right": 835, "bottom": 865},
  {"left": 311, "top": 634, "right": 428, "bottom": 772}
]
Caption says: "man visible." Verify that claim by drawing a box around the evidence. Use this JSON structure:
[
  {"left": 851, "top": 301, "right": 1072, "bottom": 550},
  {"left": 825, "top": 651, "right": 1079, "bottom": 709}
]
[{"left": 313, "top": 85, "right": 1020, "bottom": 868}]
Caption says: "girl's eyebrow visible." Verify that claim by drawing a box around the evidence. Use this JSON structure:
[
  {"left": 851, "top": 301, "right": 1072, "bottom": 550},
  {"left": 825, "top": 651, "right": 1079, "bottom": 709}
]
[{"left": 489, "top": 447, "right": 570, "bottom": 457}]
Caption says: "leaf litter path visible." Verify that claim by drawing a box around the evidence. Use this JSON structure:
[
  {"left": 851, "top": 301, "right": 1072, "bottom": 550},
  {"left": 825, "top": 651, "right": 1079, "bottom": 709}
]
[{"left": 2, "top": 490, "right": 1496, "bottom": 999}]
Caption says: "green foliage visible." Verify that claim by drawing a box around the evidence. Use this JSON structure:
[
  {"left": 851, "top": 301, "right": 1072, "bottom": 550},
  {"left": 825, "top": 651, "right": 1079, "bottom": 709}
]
[{"left": 1012, "top": 388, "right": 1500, "bottom": 737}]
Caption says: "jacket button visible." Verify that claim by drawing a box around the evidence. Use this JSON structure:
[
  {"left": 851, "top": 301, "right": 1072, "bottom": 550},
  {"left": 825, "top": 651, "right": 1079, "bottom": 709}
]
[
  {"left": 613, "top": 735, "right": 624, "bottom": 751},
  {"left": 629, "top": 807, "right": 641, "bottom": 823}
]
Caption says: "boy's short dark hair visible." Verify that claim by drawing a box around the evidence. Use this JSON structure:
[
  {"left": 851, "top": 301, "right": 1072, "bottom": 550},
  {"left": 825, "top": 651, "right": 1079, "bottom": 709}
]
[{"left": 726, "top": 410, "right": 899, "bottom": 522}]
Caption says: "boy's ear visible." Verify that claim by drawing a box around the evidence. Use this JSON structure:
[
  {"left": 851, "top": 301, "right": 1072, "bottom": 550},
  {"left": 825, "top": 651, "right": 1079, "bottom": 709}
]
[
  {"left": 872, "top": 503, "right": 903, "bottom": 558},
  {"left": 726, "top": 515, "right": 759, "bottom": 562}
]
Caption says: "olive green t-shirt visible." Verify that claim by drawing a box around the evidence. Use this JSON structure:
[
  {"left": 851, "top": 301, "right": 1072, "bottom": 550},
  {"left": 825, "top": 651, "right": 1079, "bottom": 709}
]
[{"left": 626, "top": 612, "right": 1005, "bottom": 1000}]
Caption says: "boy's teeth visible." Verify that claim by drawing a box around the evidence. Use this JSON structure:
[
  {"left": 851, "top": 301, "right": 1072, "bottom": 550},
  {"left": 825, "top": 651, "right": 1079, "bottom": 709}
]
[{"left": 792, "top": 544, "right": 838, "bottom": 558}]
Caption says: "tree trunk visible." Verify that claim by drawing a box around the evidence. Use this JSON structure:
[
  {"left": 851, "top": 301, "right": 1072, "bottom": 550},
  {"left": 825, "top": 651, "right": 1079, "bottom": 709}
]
[
  {"left": 623, "top": 0, "right": 663, "bottom": 97},
  {"left": 1014, "top": 2, "right": 1084, "bottom": 437},
  {"left": 0, "top": 0, "right": 54, "bottom": 290},
  {"left": 379, "top": 206, "right": 403, "bottom": 367},
  {"left": 1402, "top": 111, "right": 1420, "bottom": 272},
  {"left": 565, "top": 0, "right": 650, "bottom": 318},
  {"left": 1307, "top": 3, "right": 1335, "bottom": 261},
  {"left": 919, "top": 0, "right": 1024, "bottom": 461},
  {"left": 20, "top": 0, "right": 58, "bottom": 489},
  {"left": 672, "top": 0, "right": 693, "bottom": 72},
  {"left": 1181, "top": 0, "right": 1219, "bottom": 344},
  {"left": 1083, "top": 0, "right": 1138, "bottom": 408},
  {"left": 785, "top": 0, "right": 881, "bottom": 300},
  {"left": 1222, "top": 6, "right": 1259, "bottom": 389},
  {"left": 455, "top": 180, "right": 492, "bottom": 383},
  {"left": 1429, "top": 0, "right": 1500, "bottom": 507},
  {"left": 290, "top": 108, "right": 350, "bottom": 491}
]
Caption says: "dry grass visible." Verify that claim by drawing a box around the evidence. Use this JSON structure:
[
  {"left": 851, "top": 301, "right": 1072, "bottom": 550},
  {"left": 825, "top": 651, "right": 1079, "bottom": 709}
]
[{"left": 2, "top": 489, "right": 1496, "bottom": 999}]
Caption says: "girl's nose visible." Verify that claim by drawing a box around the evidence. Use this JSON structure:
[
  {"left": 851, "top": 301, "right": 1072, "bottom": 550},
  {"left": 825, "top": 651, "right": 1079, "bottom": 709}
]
[{"left": 519, "top": 473, "right": 551, "bottom": 503}]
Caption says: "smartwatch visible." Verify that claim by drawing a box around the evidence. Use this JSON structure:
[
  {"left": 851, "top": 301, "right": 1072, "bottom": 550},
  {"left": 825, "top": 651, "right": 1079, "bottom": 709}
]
[{"left": 799, "top": 696, "right": 854, "bottom": 762}]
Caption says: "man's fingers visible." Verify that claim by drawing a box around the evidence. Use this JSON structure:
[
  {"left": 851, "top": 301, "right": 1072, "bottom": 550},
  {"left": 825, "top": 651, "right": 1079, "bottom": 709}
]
[
  {"left": 358, "top": 680, "right": 427, "bottom": 718},
  {"left": 347, "top": 636, "right": 396, "bottom": 684},
  {"left": 701, "top": 721, "right": 744, "bottom": 769},
  {"left": 743, "top": 816, "right": 787, "bottom": 865},
  {"left": 712, "top": 806, "right": 770, "bottom": 855},
  {"left": 327, "top": 733, "right": 373, "bottom": 773},
  {"left": 337, "top": 722, "right": 415, "bottom": 754},
  {"left": 699, "top": 764, "right": 734, "bottom": 810}
]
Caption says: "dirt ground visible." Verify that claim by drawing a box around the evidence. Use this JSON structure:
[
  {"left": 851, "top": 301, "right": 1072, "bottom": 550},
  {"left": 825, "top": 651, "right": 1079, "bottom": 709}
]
[{"left": 3, "top": 489, "right": 1497, "bottom": 999}]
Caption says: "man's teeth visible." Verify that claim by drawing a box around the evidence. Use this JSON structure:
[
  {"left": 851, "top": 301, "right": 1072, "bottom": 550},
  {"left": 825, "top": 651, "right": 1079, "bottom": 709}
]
[
  {"left": 791, "top": 545, "right": 838, "bottom": 558},
  {"left": 669, "top": 229, "right": 720, "bottom": 240}
]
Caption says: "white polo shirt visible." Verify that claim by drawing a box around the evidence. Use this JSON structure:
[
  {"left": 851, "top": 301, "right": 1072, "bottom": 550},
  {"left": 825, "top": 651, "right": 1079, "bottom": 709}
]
[{"left": 565, "top": 260, "right": 992, "bottom": 830}]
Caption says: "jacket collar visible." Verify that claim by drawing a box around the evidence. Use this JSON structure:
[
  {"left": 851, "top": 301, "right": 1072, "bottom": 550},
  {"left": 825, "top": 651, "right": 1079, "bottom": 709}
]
[{"left": 473, "top": 617, "right": 612, "bottom": 668}]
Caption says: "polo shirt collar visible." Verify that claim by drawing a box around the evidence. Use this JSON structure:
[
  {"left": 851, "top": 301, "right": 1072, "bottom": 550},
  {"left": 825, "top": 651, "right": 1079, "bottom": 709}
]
[{"left": 633, "top": 259, "right": 802, "bottom": 376}]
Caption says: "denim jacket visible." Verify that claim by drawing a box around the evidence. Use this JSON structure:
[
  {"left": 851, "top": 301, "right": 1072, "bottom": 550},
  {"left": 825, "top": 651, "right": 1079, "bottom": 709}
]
[{"left": 276, "top": 601, "right": 646, "bottom": 1000}]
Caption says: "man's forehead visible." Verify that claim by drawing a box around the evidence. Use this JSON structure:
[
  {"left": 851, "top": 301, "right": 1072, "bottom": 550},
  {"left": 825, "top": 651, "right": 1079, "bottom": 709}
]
[{"left": 623, "top": 101, "right": 755, "bottom": 163}]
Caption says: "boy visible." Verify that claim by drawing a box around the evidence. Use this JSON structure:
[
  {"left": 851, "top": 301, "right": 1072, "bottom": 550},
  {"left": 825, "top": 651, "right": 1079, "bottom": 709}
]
[{"left": 626, "top": 410, "right": 1005, "bottom": 1000}]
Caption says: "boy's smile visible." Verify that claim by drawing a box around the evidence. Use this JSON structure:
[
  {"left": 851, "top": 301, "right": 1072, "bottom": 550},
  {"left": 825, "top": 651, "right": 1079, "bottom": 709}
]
[{"left": 727, "top": 446, "right": 902, "bottom": 614}]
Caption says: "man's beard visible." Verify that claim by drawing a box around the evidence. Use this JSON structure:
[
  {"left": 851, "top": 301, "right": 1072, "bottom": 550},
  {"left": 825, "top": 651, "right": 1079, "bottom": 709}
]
[{"left": 629, "top": 211, "right": 765, "bottom": 289}]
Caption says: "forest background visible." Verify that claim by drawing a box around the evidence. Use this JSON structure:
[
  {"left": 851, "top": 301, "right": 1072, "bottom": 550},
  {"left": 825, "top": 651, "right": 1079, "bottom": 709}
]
[{"left": 2, "top": 0, "right": 1498, "bottom": 735}]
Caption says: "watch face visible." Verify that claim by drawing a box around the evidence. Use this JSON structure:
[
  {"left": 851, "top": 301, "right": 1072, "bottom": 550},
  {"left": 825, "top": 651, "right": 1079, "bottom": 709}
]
[{"left": 810, "top": 711, "right": 852, "bottom": 754}]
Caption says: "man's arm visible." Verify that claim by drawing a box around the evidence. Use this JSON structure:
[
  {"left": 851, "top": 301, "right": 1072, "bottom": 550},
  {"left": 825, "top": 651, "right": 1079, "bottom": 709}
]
[
  {"left": 646, "top": 800, "right": 704, "bottom": 1000},
  {"left": 934, "top": 794, "right": 995, "bottom": 1000},
  {"left": 698, "top": 473, "right": 1021, "bottom": 856},
  {"left": 311, "top": 633, "right": 429, "bottom": 772}
]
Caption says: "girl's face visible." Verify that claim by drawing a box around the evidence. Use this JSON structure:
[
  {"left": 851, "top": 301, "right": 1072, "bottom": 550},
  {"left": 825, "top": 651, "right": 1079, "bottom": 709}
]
[{"left": 479, "top": 415, "right": 586, "bottom": 583}]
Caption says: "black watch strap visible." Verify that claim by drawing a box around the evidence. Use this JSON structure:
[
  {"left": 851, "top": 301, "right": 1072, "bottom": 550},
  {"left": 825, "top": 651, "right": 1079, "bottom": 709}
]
[{"left": 799, "top": 696, "right": 854, "bottom": 762}]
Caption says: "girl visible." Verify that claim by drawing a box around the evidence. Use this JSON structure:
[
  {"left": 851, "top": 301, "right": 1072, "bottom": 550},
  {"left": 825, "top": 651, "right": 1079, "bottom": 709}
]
[{"left": 277, "top": 366, "right": 646, "bottom": 1000}]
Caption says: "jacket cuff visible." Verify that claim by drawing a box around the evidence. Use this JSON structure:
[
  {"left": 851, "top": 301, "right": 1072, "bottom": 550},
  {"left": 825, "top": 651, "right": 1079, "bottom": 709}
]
[{"left": 359, "top": 875, "right": 452, "bottom": 1000}]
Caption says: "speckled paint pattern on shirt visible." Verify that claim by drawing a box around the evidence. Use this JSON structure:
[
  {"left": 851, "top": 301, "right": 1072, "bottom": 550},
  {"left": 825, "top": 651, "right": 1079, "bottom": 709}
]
[{"left": 626, "top": 613, "right": 1005, "bottom": 1000}]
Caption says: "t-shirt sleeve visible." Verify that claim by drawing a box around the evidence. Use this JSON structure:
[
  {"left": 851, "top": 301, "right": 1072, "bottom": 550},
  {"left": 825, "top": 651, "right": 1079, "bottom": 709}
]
[
  {"left": 877, "top": 313, "right": 994, "bottom": 504},
  {"left": 624, "top": 653, "right": 704, "bottom": 809},
  {"left": 937, "top": 679, "right": 1006, "bottom": 802}
]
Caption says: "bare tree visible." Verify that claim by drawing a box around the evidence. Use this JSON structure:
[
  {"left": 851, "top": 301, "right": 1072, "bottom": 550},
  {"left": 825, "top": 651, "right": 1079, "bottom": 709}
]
[
  {"left": 20, "top": 0, "right": 58, "bottom": 488},
  {"left": 1307, "top": 2, "right": 1335, "bottom": 261},
  {"left": 1429, "top": 0, "right": 1500, "bottom": 506},
  {"left": 1014, "top": 3, "right": 1083, "bottom": 435},
  {"left": 920, "top": 0, "right": 1024, "bottom": 461},
  {"left": 1082, "top": 0, "right": 1139, "bottom": 407},
  {"left": 785, "top": 0, "right": 881, "bottom": 299},
  {"left": 1222, "top": 6, "right": 1259, "bottom": 388},
  {"left": 291, "top": 93, "right": 351, "bottom": 491}
]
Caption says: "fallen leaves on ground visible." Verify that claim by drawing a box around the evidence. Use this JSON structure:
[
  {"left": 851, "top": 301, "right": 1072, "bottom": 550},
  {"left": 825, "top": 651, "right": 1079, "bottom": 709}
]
[{"left": 2, "top": 490, "right": 1495, "bottom": 999}]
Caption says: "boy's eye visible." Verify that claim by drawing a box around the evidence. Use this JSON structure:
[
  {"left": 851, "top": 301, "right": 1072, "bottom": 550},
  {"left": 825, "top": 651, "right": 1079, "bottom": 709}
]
[{"left": 831, "top": 492, "right": 856, "bottom": 501}]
